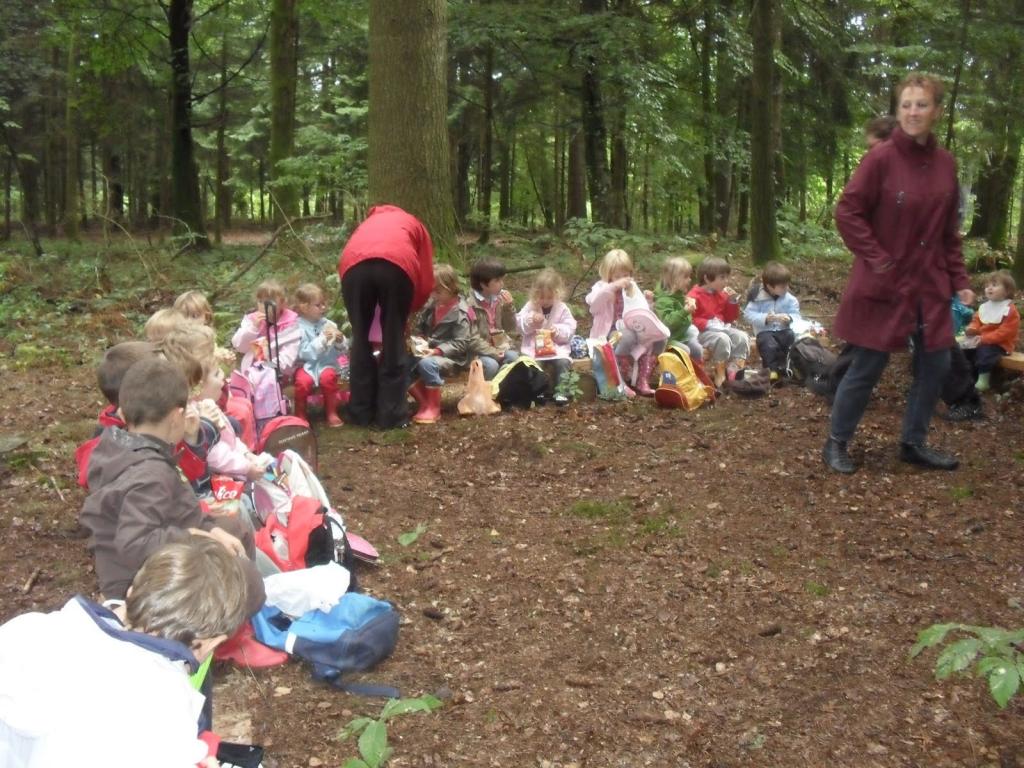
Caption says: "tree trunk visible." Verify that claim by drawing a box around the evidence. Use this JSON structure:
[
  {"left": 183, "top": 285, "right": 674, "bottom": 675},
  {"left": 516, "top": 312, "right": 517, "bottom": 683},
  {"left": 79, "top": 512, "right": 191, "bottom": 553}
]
[
  {"left": 64, "top": 30, "right": 79, "bottom": 239},
  {"left": 368, "top": 0, "right": 455, "bottom": 253},
  {"left": 609, "top": 107, "right": 628, "bottom": 229},
  {"left": 1014, "top": 171, "right": 1024, "bottom": 286},
  {"left": 269, "top": 0, "right": 299, "bottom": 223},
  {"left": 477, "top": 44, "right": 494, "bottom": 242},
  {"left": 698, "top": 1, "right": 713, "bottom": 234},
  {"left": 566, "top": 127, "right": 588, "bottom": 221},
  {"left": 168, "top": 0, "right": 208, "bottom": 245},
  {"left": 498, "top": 123, "right": 513, "bottom": 220},
  {"left": 214, "top": 9, "right": 231, "bottom": 245},
  {"left": 749, "top": 0, "right": 779, "bottom": 264},
  {"left": 968, "top": 148, "right": 1020, "bottom": 249},
  {"left": 3, "top": 156, "right": 10, "bottom": 240},
  {"left": 945, "top": 0, "right": 971, "bottom": 149},
  {"left": 580, "top": 0, "right": 612, "bottom": 224},
  {"left": 0, "top": 122, "right": 43, "bottom": 256}
]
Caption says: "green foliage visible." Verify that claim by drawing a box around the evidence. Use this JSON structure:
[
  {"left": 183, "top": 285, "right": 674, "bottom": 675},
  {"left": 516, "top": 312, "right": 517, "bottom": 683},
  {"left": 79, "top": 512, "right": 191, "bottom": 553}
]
[
  {"left": 911, "top": 623, "right": 1024, "bottom": 708},
  {"left": 554, "top": 369, "right": 583, "bottom": 402},
  {"left": 397, "top": 523, "right": 427, "bottom": 547},
  {"left": 338, "top": 695, "right": 443, "bottom": 768},
  {"left": 566, "top": 499, "right": 629, "bottom": 523}
]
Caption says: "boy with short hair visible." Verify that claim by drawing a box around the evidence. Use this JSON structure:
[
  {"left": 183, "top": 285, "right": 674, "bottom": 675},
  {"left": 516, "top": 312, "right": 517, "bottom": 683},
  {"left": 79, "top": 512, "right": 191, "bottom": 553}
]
[
  {"left": 467, "top": 257, "right": 519, "bottom": 379},
  {"left": 79, "top": 356, "right": 264, "bottom": 614},
  {"left": 743, "top": 261, "right": 803, "bottom": 380},
  {"left": 687, "top": 256, "right": 751, "bottom": 387},
  {"left": 0, "top": 538, "right": 250, "bottom": 767}
]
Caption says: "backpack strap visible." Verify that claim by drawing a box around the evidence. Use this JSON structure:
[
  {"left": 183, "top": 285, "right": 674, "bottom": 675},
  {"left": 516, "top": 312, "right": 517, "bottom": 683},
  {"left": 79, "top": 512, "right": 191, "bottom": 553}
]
[{"left": 314, "top": 671, "right": 401, "bottom": 699}]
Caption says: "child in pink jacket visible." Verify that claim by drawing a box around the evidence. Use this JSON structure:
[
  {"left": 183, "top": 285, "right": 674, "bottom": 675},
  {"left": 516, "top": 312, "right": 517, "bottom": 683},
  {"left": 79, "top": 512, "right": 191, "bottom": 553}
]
[
  {"left": 518, "top": 268, "right": 577, "bottom": 405},
  {"left": 231, "top": 280, "right": 301, "bottom": 378}
]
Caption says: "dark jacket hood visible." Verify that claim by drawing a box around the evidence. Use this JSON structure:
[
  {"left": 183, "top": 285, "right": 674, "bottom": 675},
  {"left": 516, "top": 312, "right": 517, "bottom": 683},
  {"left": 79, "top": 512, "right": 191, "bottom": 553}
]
[{"left": 85, "top": 427, "right": 177, "bottom": 492}]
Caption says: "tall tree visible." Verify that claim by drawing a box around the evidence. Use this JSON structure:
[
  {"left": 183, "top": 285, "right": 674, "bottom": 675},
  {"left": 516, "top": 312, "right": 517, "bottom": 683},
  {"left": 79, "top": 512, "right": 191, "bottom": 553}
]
[
  {"left": 269, "top": 0, "right": 299, "bottom": 222},
  {"left": 165, "top": 0, "right": 207, "bottom": 245},
  {"left": 368, "top": 0, "right": 455, "bottom": 253},
  {"left": 749, "top": 0, "right": 779, "bottom": 263}
]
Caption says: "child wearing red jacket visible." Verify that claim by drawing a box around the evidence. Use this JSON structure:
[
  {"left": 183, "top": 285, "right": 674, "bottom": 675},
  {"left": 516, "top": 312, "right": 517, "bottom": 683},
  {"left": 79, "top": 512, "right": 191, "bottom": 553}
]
[
  {"left": 687, "top": 257, "right": 750, "bottom": 387},
  {"left": 964, "top": 270, "right": 1020, "bottom": 392}
]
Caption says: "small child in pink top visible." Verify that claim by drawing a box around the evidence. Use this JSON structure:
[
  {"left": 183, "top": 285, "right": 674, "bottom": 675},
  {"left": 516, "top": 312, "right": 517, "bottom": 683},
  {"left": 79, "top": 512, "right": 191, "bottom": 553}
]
[{"left": 517, "top": 268, "right": 577, "bottom": 404}]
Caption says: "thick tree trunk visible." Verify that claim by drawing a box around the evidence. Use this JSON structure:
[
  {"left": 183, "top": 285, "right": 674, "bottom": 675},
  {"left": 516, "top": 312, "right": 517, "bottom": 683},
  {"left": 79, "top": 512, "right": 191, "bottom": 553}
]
[
  {"left": 945, "top": 0, "right": 971, "bottom": 148},
  {"left": 580, "top": 0, "right": 612, "bottom": 224},
  {"left": 498, "top": 124, "right": 513, "bottom": 220},
  {"left": 969, "top": 148, "right": 1020, "bottom": 249},
  {"left": 698, "top": 1, "right": 713, "bottom": 234},
  {"left": 168, "top": 0, "right": 208, "bottom": 245},
  {"left": 368, "top": 0, "right": 455, "bottom": 253},
  {"left": 609, "top": 107, "right": 628, "bottom": 229},
  {"left": 269, "top": 0, "right": 299, "bottom": 223},
  {"left": 1014, "top": 173, "right": 1024, "bottom": 286},
  {"left": 3, "top": 157, "right": 10, "bottom": 240},
  {"left": 214, "top": 13, "right": 231, "bottom": 245},
  {"left": 749, "top": 0, "right": 779, "bottom": 263}
]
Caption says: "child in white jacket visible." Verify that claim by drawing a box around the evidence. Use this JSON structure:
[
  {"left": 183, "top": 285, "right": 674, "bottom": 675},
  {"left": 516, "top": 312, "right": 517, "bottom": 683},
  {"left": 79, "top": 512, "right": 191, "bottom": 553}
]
[{"left": 518, "top": 268, "right": 577, "bottom": 404}]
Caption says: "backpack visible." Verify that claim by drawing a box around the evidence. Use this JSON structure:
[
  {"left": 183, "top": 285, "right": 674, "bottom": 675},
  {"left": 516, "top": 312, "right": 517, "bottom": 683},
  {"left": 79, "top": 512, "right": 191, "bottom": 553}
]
[
  {"left": 256, "top": 415, "right": 318, "bottom": 472},
  {"left": 806, "top": 342, "right": 855, "bottom": 403},
  {"left": 569, "top": 335, "right": 589, "bottom": 359},
  {"left": 620, "top": 282, "right": 670, "bottom": 348},
  {"left": 254, "top": 495, "right": 348, "bottom": 572},
  {"left": 251, "top": 592, "right": 400, "bottom": 697},
  {"left": 654, "top": 343, "right": 714, "bottom": 410},
  {"left": 726, "top": 367, "right": 771, "bottom": 397},
  {"left": 490, "top": 357, "right": 549, "bottom": 408},
  {"left": 786, "top": 337, "right": 837, "bottom": 383},
  {"left": 247, "top": 362, "right": 289, "bottom": 422}
]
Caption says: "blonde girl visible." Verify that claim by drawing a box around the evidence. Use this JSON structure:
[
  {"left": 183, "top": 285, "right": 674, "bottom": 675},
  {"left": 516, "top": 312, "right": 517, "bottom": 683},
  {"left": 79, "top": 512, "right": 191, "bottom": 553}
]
[
  {"left": 231, "top": 279, "right": 301, "bottom": 376},
  {"left": 173, "top": 290, "right": 214, "bottom": 325},
  {"left": 144, "top": 308, "right": 187, "bottom": 343},
  {"left": 293, "top": 283, "right": 347, "bottom": 427},
  {"left": 517, "top": 268, "right": 577, "bottom": 404},
  {"left": 653, "top": 256, "right": 701, "bottom": 360}
]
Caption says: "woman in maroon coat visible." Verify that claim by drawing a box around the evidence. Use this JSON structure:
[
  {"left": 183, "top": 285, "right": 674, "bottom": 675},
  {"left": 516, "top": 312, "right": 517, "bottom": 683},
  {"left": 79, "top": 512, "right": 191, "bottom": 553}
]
[
  {"left": 823, "top": 73, "right": 975, "bottom": 474},
  {"left": 339, "top": 205, "right": 435, "bottom": 429}
]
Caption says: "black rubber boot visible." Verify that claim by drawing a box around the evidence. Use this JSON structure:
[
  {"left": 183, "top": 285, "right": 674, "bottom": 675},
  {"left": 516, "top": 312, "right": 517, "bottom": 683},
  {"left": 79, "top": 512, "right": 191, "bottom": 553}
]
[
  {"left": 822, "top": 437, "right": 857, "bottom": 475},
  {"left": 899, "top": 443, "right": 959, "bottom": 470}
]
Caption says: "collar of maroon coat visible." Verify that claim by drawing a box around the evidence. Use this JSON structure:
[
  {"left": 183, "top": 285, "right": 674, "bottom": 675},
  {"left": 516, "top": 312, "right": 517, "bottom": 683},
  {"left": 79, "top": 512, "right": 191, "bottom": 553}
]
[{"left": 891, "top": 125, "right": 937, "bottom": 156}]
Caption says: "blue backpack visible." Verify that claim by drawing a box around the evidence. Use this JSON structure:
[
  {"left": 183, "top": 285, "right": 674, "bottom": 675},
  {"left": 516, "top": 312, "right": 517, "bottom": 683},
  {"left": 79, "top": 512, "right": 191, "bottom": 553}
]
[{"left": 252, "top": 592, "right": 400, "bottom": 697}]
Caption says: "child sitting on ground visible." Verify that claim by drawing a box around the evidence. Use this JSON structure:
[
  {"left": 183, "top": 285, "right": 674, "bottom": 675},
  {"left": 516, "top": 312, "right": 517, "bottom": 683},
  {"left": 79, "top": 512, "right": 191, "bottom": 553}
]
[
  {"left": 586, "top": 248, "right": 662, "bottom": 396},
  {"left": 687, "top": 256, "right": 750, "bottom": 387},
  {"left": 294, "top": 282, "right": 348, "bottom": 427},
  {"left": 173, "top": 289, "right": 214, "bottom": 325},
  {"left": 232, "top": 279, "right": 301, "bottom": 378},
  {"left": 408, "top": 264, "right": 474, "bottom": 424},
  {"left": 743, "top": 261, "right": 802, "bottom": 380},
  {"left": 0, "top": 538, "right": 251, "bottom": 768},
  {"left": 78, "top": 355, "right": 265, "bottom": 615},
  {"left": 652, "top": 256, "right": 701, "bottom": 360},
  {"left": 467, "top": 258, "right": 519, "bottom": 380},
  {"left": 963, "top": 270, "right": 1020, "bottom": 392},
  {"left": 517, "top": 268, "right": 577, "bottom": 405}
]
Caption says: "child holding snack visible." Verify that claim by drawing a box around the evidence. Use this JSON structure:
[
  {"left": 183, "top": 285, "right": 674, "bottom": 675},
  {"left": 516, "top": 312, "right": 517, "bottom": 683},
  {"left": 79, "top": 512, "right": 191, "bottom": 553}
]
[
  {"left": 652, "top": 256, "right": 701, "bottom": 360},
  {"left": 468, "top": 258, "right": 519, "bottom": 379},
  {"left": 517, "top": 268, "right": 577, "bottom": 405},
  {"left": 408, "top": 264, "right": 474, "bottom": 424},
  {"left": 743, "top": 261, "right": 803, "bottom": 380},
  {"left": 293, "top": 283, "right": 347, "bottom": 427},
  {"left": 687, "top": 256, "right": 750, "bottom": 387},
  {"left": 231, "top": 279, "right": 301, "bottom": 378},
  {"left": 963, "top": 270, "right": 1020, "bottom": 392},
  {"left": 586, "top": 248, "right": 662, "bottom": 396}
]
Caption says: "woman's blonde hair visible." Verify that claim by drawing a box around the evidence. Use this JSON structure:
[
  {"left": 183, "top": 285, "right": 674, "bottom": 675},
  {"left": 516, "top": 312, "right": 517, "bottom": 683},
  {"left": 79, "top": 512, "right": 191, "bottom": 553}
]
[
  {"left": 530, "top": 268, "right": 565, "bottom": 304},
  {"left": 294, "top": 283, "right": 325, "bottom": 307},
  {"left": 143, "top": 308, "right": 187, "bottom": 343},
  {"left": 433, "top": 263, "right": 461, "bottom": 297},
  {"left": 158, "top": 321, "right": 217, "bottom": 388},
  {"left": 599, "top": 249, "right": 633, "bottom": 281},
  {"left": 127, "top": 538, "right": 249, "bottom": 647},
  {"left": 173, "top": 290, "right": 213, "bottom": 325},
  {"left": 659, "top": 257, "right": 693, "bottom": 292}
]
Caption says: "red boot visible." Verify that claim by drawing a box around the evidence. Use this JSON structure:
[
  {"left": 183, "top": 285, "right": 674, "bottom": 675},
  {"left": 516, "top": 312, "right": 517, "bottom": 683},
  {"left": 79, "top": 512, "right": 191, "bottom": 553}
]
[
  {"left": 293, "top": 395, "right": 308, "bottom": 422},
  {"left": 408, "top": 379, "right": 427, "bottom": 407},
  {"left": 635, "top": 353, "right": 657, "bottom": 397},
  {"left": 413, "top": 386, "right": 442, "bottom": 424},
  {"left": 321, "top": 372, "right": 344, "bottom": 427},
  {"left": 213, "top": 621, "right": 289, "bottom": 668},
  {"left": 293, "top": 369, "right": 314, "bottom": 422}
]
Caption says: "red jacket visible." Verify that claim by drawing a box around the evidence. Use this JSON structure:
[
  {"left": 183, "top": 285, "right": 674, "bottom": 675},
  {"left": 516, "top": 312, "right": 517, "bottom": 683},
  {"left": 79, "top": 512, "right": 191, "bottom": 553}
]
[
  {"left": 686, "top": 285, "right": 740, "bottom": 332},
  {"left": 833, "top": 127, "right": 970, "bottom": 352},
  {"left": 338, "top": 205, "right": 435, "bottom": 313},
  {"left": 967, "top": 302, "right": 1020, "bottom": 354}
]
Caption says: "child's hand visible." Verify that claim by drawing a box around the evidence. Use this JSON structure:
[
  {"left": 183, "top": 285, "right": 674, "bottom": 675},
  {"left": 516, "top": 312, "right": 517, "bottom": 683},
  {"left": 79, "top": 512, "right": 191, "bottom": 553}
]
[
  {"left": 532, "top": 311, "right": 544, "bottom": 326},
  {"left": 498, "top": 289, "right": 514, "bottom": 305},
  {"left": 183, "top": 403, "right": 201, "bottom": 444},
  {"left": 614, "top": 277, "right": 632, "bottom": 290},
  {"left": 723, "top": 286, "right": 737, "bottom": 299},
  {"left": 207, "top": 526, "right": 246, "bottom": 558},
  {"left": 197, "top": 399, "right": 227, "bottom": 430},
  {"left": 251, "top": 310, "right": 266, "bottom": 327},
  {"left": 644, "top": 289, "right": 654, "bottom": 302},
  {"left": 684, "top": 297, "right": 697, "bottom": 312},
  {"left": 246, "top": 461, "right": 266, "bottom": 480},
  {"left": 965, "top": 327, "right": 978, "bottom": 337}
]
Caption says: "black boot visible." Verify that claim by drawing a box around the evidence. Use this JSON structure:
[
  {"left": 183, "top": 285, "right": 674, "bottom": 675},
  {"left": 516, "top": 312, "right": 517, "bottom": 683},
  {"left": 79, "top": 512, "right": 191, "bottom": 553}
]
[
  {"left": 899, "top": 443, "right": 959, "bottom": 470},
  {"left": 822, "top": 437, "right": 856, "bottom": 474},
  {"left": 943, "top": 402, "right": 984, "bottom": 422}
]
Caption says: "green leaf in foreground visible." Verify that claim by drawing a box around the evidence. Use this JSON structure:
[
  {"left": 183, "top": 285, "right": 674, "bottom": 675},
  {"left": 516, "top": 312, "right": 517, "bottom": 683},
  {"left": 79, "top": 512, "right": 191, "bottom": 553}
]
[
  {"left": 910, "top": 623, "right": 960, "bottom": 658},
  {"left": 379, "top": 694, "right": 444, "bottom": 720},
  {"left": 359, "top": 720, "right": 390, "bottom": 768},
  {"left": 935, "top": 638, "right": 982, "bottom": 679},
  {"left": 397, "top": 523, "right": 427, "bottom": 547},
  {"left": 339, "top": 716, "right": 374, "bottom": 741},
  {"left": 984, "top": 660, "right": 1021, "bottom": 708}
]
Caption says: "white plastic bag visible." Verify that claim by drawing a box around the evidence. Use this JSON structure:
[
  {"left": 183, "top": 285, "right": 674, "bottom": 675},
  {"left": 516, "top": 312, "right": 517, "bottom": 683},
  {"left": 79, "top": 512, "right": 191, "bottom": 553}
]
[{"left": 263, "top": 561, "right": 352, "bottom": 618}]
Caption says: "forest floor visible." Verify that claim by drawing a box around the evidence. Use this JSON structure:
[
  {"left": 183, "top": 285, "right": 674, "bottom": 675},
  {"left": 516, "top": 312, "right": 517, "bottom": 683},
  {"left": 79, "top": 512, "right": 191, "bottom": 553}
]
[{"left": 1, "top": 234, "right": 1023, "bottom": 767}]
